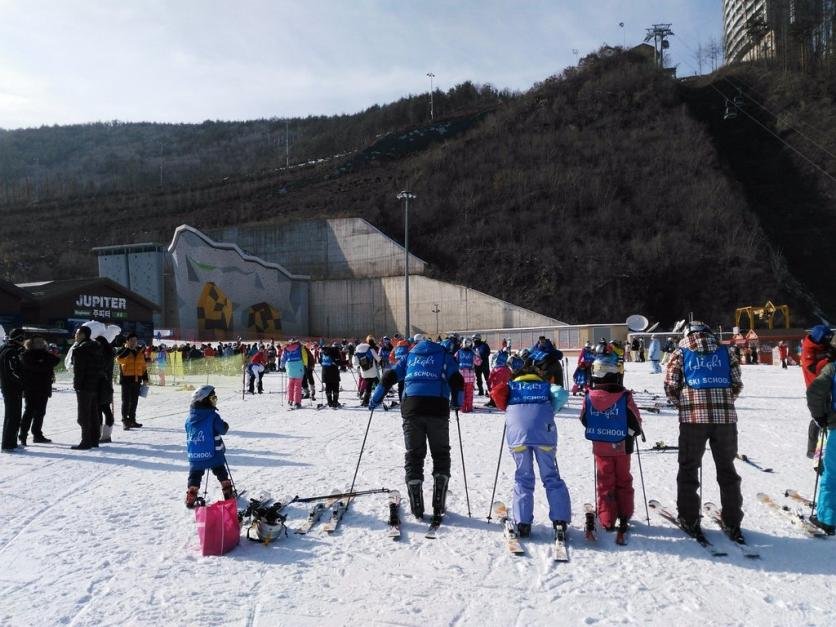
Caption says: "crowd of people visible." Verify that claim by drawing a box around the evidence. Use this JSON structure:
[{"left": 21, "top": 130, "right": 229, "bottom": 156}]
[{"left": 3, "top": 319, "right": 836, "bottom": 541}]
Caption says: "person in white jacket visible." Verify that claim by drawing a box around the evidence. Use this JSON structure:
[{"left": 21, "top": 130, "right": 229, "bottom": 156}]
[{"left": 353, "top": 336, "right": 380, "bottom": 407}]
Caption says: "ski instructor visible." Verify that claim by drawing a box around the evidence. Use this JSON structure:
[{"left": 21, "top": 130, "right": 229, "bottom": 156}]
[
  {"left": 369, "top": 333, "right": 464, "bottom": 525},
  {"left": 664, "top": 320, "right": 745, "bottom": 542}
]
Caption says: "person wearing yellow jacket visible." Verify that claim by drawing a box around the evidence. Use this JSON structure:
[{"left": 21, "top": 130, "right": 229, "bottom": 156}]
[{"left": 116, "top": 333, "right": 148, "bottom": 429}]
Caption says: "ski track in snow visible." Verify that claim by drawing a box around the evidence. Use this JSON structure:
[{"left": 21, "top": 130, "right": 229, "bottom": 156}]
[{"left": 0, "top": 363, "right": 835, "bottom": 625}]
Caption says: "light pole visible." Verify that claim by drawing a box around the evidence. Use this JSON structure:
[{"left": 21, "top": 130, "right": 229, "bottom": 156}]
[
  {"left": 432, "top": 303, "right": 440, "bottom": 336},
  {"left": 426, "top": 72, "right": 435, "bottom": 120},
  {"left": 397, "top": 191, "right": 416, "bottom": 336}
]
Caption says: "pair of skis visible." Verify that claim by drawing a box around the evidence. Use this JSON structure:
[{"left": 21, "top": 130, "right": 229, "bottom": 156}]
[
  {"left": 294, "top": 489, "right": 352, "bottom": 534},
  {"left": 757, "top": 491, "right": 829, "bottom": 538},
  {"left": 648, "top": 499, "right": 761, "bottom": 558},
  {"left": 294, "top": 490, "right": 403, "bottom": 539},
  {"left": 491, "top": 501, "right": 568, "bottom": 561}
]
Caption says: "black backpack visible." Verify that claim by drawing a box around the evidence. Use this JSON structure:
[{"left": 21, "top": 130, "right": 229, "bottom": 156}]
[{"left": 357, "top": 349, "right": 373, "bottom": 370}]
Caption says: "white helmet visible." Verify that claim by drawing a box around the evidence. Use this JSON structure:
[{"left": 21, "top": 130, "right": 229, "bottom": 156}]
[
  {"left": 192, "top": 385, "right": 217, "bottom": 405},
  {"left": 413, "top": 333, "right": 426, "bottom": 342}
]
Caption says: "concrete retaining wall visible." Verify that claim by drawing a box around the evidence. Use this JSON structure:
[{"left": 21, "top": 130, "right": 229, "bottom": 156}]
[
  {"left": 210, "top": 218, "right": 427, "bottom": 280},
  {"left": 310, "top": 275, "right": 563, "bottom": 338}
]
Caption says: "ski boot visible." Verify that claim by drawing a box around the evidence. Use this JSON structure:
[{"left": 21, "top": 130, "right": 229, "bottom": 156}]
[
  {"left": 32, "top": 433, "right": 51, "bottom": 444},
  {"left": 221, "top": 479, "right": 234, "bottom": 500},
  {"left": 99, "top": 425, "right": 112, "bottom": 444},
  {"left": 677, "top": 516, "right": 705, "bottom": 540},
  {"left": 185, "top": 486, "right": 200, "bottom": 509},
  {"left": 517, "top": 522, "right": 532, "bottom": 538},
  {"left": 615, "top": 517, "right": 629, "bottom": 545},
  {"left": 407, "top": 480, "right": 424, "bottom": 520},
  {"left": 431, "top": 473, "right": 449, "bottom": 518},
  {"left": 810, "top": 515, "right": 836, "bottom": 536}
]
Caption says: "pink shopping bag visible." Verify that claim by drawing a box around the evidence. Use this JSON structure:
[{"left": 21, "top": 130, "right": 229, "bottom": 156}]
[{"left": 195, "top": 498, "right": 240, "bottom": 556}]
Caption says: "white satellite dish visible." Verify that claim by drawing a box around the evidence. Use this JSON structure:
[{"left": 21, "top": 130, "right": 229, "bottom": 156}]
[{"left": 626, "top": 314, "right": 649, "bottom": 332}]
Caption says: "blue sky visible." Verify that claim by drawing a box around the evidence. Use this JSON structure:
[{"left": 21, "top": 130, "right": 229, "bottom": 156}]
[{"left": 0, "top": 1, "right": 723, "bottom": 129}]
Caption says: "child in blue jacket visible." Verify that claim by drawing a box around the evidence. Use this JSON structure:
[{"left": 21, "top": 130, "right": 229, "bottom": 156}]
[
  {"left": 491, "top": 365, "right": 571, "bottom": 537},
  {"left": 185, "top": 385, "right": 233, "bottom": 507}
]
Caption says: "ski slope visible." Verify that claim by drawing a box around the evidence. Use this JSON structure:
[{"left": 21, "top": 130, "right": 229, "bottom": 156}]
[{"left": 0, "top": 361, "right": 833, "bottom": 626}]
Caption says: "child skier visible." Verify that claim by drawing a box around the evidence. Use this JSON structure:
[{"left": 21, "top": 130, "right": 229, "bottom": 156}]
[
  {"left": 456, "top": 337, "right": 478, "bottom": 413},
  {"left": 185, "top": 385, "right": 233, "bottom": 508},
  {"left": 579, "top": 354, "right": 643, "bottom": 535},
  {"left": 320, "top": 342, "right": 344, "bottom": 408},
  {"left": 280, "top": 338, "right": 306, "bottom": 409},
  {"left": 490, "top": 364, "right": 571, "bottom": 537}
]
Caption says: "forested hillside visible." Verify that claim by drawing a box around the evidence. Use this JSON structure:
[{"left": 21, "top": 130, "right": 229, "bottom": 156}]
[{"left": 0, "top": 49, "right": 833, "bottom": 326}]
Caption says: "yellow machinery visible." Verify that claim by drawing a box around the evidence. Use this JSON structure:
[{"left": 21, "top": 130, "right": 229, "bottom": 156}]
[{"left": 734, "top": 300, "right": 791, "bottom": 331}]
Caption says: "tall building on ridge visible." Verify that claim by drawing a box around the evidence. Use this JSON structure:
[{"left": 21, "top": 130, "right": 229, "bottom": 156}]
[{"left": 723, "top": 0, "right": 835, "bottom": 65}]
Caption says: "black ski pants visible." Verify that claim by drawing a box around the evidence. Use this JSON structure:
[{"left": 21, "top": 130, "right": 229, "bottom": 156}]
[
  {"left": 76, "top": 390, "right": 100, "bottom": 445},
  {"left": 475, "top": 362, "right": 490, "bottom": 395},
  {"left": 322, "top": 366, "right": 340, "bottom": 406},
  {"left": 402, "top": 414, "right": 451, "bottom": 482},
  {"left": 2, "top": 390, "right": 23, "bottom": 449},
  {"left": 121, "top": 381, "right": 141, "bottom": 423},
  {"left": 188, "top": 464, "right": 229, "bottom": 488},
  {"left": 247, "top": 367, "right": 265, "bottom": 393},
  {"left": 21, "top": 391, "right": 49, "bottom": 438},
  {"left": 677, "top": 423, "right": 743, "bottom": 529}
]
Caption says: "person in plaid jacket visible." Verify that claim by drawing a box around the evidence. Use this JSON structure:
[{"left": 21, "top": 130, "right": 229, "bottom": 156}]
[{"left": 664, "top": 321, "right": 744, "bottom": 541}]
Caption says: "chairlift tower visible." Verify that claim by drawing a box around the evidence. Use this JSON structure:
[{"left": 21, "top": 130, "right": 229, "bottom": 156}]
[{"left": 644, "top": 23, "right": 674, "bottom": 68}]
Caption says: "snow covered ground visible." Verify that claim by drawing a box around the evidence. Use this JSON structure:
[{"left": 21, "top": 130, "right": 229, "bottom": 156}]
[{"left": 0, "top": 361, "right": 833, "bottom": 626}]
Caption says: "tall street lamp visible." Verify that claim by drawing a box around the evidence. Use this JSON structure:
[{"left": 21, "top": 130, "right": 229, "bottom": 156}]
[
  {"left": 432, "top": 303, "right": 440, "bottom": 336},
  {"left": 426, "top": 72, "right": 435, "bottom": 120},
  {"left": 397, "top": 190, "right": 416, "bottom": 336}
]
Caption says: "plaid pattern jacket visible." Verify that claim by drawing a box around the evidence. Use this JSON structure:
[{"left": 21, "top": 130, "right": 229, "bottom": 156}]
[{"left": 664, "top": 332, "right": 743, "bottom": 424}]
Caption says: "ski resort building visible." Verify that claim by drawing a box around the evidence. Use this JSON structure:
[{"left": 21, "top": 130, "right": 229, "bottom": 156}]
[{"left": 93, "top": 219, "right": 566, "bottom": 341}]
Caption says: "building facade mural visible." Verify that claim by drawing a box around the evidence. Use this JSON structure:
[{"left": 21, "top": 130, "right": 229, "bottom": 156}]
[{"left": 168, "top": 226, "right": 309, "bottom": 340}]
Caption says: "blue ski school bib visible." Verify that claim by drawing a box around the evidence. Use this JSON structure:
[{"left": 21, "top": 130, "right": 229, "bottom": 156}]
[
  {"left": 584, "top": 394, "right": 628, "bottom": 443},
  {"left": 682, "top": 347, "right": 731, "bottom": 389}
]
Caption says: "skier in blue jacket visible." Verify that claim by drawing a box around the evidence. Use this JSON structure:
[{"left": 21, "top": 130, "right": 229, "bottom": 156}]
[
  {"left": 184, "top": 385, "right": 233, "bottom": 508},
  {"left": 369, "top": 335, "right": 464, "bottom": 524},
  {"left": 490, "top": 365, "right": 571, "bottom": 537}
]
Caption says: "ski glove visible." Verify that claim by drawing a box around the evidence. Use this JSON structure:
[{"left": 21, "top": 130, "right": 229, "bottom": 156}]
[
  {"left": 814, "top": 415, "right": 829, "bottom": 429},
  {"left": 368, "top": 384, "right": 387, "bottom": 411}
]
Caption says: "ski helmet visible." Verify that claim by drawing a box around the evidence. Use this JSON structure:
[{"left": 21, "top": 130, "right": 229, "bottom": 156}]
[
  {"left": 463, "top": 337, "right": 473, "bottom": 348},
  {"left": 192, "top": 385, "right": 217, "bottom": 405},
  {"left": 810, "top": 324, "right": 833, "bottom": 344},
  {"left": 472, "top": 333, "right": 481, "bottom": 341},
  {"left": 413, "top": 333, "right": 426, "bottom": 342},
  {"left": 683, "top": 321, "right": 711, "bottom": 337},
  {"left": 592, "top": 354, "right": 619, "bottom": 380}
]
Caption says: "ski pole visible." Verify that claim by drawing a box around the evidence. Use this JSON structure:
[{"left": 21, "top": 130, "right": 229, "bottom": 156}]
[
  {"left": 486, "top": 423, "right": 507, "bottom": 522},
  {"left": 635, "top": 436, "right": 651, "bottom": 525},
  {"left": 811, "top": 427, "right": 828, "bottom": 518},
  {"left": 241, "top": 365, "right": 246, "bottom": 401},
  {"left": 348, "top": 409, "right": 375, "bottom": 496},
  {"left": 454, "top": 409, "right": 472, "bottom": 517},
  {"left": 225, "top": 459, "right": 238, "bottom": 497},
  {"left": 699, "top": 464, "right": 703, "bottom": 518},
  {"left": 294, "top": 487, "right": 391, "bottom": 503}
]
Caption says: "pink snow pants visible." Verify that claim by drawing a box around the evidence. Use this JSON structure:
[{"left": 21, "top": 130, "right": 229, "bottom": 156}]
[{"left": 288, "top": 377, "right": 302, "bottom": 405}]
